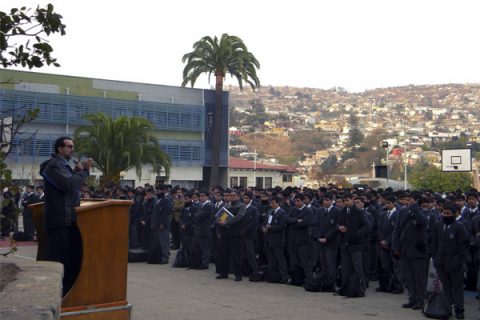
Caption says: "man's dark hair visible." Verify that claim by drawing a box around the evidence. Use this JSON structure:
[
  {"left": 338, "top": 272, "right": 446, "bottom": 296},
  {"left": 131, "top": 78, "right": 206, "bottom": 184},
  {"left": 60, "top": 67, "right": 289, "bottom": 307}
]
[
  {"left": 271, "top": 195, "right": 282, "bottom": 204},
  {"left": 342, "top": 193, "right": 354, "bottom": 200},
  {"left": 244, "top": 191, "right": 253, "bottom": 199},
  {"left": 323, "top": 192, "right": 334, "bottom": 200},
  {"left": 443, "top": 203, "right": 459, "bottom": 215},
  {"left": 294, "top": 193, "right": 305, "bottom": 201},
  {"left": 54, "top": 136, "right": 72, "bottom": 154},
  {"left": 384, "top": 195, "right": 396, "bottom": 203}
]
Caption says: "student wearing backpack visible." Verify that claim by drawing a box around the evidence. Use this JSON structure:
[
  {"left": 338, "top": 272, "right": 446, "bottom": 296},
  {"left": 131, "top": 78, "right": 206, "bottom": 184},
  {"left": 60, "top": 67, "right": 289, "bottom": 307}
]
[{"left": 432, "top": 203, "right": 469, "bottom": 319}]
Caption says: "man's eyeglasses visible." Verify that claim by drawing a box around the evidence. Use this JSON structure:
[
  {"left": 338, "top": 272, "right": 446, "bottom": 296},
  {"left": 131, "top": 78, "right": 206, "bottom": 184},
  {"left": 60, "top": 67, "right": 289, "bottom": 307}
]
[{"left": 64, "top": 144, "right": 74, "bottom": 149}]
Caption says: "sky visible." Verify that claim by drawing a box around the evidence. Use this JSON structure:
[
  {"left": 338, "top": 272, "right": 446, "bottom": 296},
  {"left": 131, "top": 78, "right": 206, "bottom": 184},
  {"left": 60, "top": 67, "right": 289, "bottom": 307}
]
[{"left": 3, "top": 0, "right": 480, "bottom": 92}]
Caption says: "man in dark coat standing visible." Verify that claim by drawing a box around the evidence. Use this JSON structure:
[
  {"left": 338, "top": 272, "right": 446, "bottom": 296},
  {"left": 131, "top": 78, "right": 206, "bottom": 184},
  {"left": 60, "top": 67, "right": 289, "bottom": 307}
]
[
  {"left": 39, "top": 136, "right": 93, "bottom": 296},
  {"left": 242, "top": 191, "right": 259, "bottom": 275},
  {"left": 432, "top": 203, "right": 469, "bottom": 319},
  {"left": 377, "top": 195, "right": 402, "bottom": 293},
  {"left": 315, "top": 192, "right": 340, "bottom": 289},
  {"left": 216, "top": 190, "right": 246, "bottom": 281},
  {"left": 141, "top": 188, "right": 157, "bottom": 255},
  {"left": 21, "top": 184, "right": 39, "bottom": 240},
  {"left": 337, "top": 193, "right": 372, "bottom": 295},
  {"left": 392, "top": 193, "right": 428, "bottom": 310},
  {"left": 263, "top": 195, "right": 289, "bottom": 283},
  {"left": 286, "top": 193, "right": 314, "bottom": 283},
  {"left": 151, "top": 186, "right": 173, "bottom": 264},
  {"left": 191, "top": 190, "right": 213, "bottom": 269}
]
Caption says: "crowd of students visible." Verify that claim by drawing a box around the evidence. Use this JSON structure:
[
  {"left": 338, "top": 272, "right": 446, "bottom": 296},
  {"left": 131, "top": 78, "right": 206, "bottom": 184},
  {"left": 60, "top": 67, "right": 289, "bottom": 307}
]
[{"left": 106, "top": 184, "right": 480, "bottom": 319}]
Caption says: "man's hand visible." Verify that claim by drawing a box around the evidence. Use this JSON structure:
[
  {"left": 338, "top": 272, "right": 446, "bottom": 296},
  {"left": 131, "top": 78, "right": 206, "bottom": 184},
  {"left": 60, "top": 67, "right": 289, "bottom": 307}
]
[
  {"left": 141, "top": 220, "right": 146, "bottom": 226},
  {"left": 319, "top": 238, "right": 327, "bottom": 244},
  {"left": 380, "top": 240, "right": 389, "bottom": 249},
  {"left": 338, "top": 225, "right": 347, "bottom": 233},
  {"left": 82, "top": 158, "right": 94, "bottom": 171}
]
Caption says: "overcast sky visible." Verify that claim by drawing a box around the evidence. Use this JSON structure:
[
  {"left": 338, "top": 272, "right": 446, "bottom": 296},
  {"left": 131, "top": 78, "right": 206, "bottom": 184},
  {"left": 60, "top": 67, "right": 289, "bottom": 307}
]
[{"left": 3, "top": 0, "right": 480, "bottom": 92}]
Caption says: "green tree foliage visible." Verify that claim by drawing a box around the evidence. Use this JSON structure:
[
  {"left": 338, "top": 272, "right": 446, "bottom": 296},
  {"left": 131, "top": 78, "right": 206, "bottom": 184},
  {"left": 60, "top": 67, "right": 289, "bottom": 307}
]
[
  {"left": 244, "top": 99, "right": 268, "bottom": 126},
  {"left": 348, "top": 113, "right": 364, "bottom": 147},
  {"left": 74, "top": 113, "right": 170, "bottom": 186},
  {"left": 0, "top": 4, "right": 66, "bottom": 69},
  {"left": 182, "top": 33, "right": 260, "bottom": 186},
  {"left": 320, "top": 155, "right": 338, "bottom": 174},
  {"left": 409, "top": 160, "right": 471, "bottom": 192}
]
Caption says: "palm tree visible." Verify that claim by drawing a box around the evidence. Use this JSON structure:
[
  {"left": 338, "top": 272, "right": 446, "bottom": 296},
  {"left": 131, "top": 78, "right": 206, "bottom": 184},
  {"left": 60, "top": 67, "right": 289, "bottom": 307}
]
[
  {"left": 74, "top": 112, "right": 170, "bottom": 186},
  {"left": 182, "top": 33, "right": 260, "bottom": 187}
]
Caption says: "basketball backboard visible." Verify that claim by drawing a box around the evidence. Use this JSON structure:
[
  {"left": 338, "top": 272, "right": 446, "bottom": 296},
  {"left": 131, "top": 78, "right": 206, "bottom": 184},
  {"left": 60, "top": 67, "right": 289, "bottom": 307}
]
[{"left": 441, "top": 148, "right": 472, "bottom": 172}]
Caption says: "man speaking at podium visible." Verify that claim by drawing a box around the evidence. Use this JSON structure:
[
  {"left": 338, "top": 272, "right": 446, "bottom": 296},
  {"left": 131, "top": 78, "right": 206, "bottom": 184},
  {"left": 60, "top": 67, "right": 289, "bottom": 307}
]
[{"left": 40, "top": 136, "right": 93, "bottom": 296}]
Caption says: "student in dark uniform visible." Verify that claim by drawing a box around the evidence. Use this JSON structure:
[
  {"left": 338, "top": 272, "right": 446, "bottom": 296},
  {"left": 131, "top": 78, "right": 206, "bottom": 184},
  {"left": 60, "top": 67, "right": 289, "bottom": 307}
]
[
  {"left": 180, "top": 192, "right": 197, "bottom": 266},
  {"left": 216, "top": 190, "right": 247, "bottom": 281},
  {"left": 242, "top": 191, "right": 259, "bottom": 276},
  {"left": 432, "top": 203, "right": 469, "bottom": 319},
  {"left": 151, "top": 186, "right": 173, "bottom": 264},
  {"left": 392, "top": 193, "right": 428, "bottom": 310},
  {"left": 365, "top": 192, "right": 381, "bottom": 281},
  {"left": 353, "top": 196, "right": 374, "bottom": 288},
  {"left": 140, "top": 188, "right": 157, "bottom": 252},
  {"left": 286, "top": 193, "right": 314, "bottom": 283},
  {"left": 471, "top": 212, "right": 480, "bottom": 310},
  {"left": 21, "top": 185, "right": 39, "bottom": 240},
  {"left": 377, "top": 195, "right": 402, "bottom": 293},
  {"left": 256, "top": 192, "right": 270, "bottom": 267},
  {"left": 263, "top": 195, "right": 289, "bottom": 283},
  {"left": 304, "top": 192, "right": 319, "bottom": 270},
  {"left": 315, "top": 192, "right": 340, "bottom": 289},
  {"left": 191, "top": 190, "right": 213, "bottom": 269},
  {"left": 337, "top": 193, "right": 371, "bottom": 295}
]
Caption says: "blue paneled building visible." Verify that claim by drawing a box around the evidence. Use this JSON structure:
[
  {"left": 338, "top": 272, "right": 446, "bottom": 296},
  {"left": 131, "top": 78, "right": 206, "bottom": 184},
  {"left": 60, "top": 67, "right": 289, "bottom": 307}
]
[{"left": 0, "top": 70, "right": 229, "bottom": 188}]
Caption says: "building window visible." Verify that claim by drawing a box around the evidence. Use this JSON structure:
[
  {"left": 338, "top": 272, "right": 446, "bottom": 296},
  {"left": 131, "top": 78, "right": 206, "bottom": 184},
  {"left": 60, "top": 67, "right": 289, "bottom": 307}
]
[
  {"left": 230, "top": 177, "right": 238, "bottom": 187},
  {"left": 282, "top": 174, "right": 292, "bottom": 183},
  {"left": 256, "top": 177, "right": 263, "bottom": 189},
  {"left": 265, "top": 177, "right": 272, "bottom": 189},
  {"left": 239, "top": 177, "right": 247, "bottom": 188}
]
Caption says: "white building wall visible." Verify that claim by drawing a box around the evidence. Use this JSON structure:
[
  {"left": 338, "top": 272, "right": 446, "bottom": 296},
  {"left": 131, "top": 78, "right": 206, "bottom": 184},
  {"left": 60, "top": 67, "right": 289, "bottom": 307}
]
[
  {"left": 7, "top": 159, "right": 203, "bottom": 188},
  {"left": 228, "top": 169, "right": 295, "bottom": 188}
]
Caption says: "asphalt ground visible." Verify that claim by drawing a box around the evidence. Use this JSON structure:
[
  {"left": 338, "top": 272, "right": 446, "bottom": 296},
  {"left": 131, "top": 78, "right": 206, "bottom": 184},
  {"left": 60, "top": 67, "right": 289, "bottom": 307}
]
[{"left": 7, "top": 245, "right": 480, "bottom": 320}]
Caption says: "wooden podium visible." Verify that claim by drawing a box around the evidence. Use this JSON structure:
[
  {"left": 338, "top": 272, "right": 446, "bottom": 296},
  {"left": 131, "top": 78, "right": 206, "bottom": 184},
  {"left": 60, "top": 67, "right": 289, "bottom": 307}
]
[{"left": 31, "top": 200, "right": 133, "bottom": 320}]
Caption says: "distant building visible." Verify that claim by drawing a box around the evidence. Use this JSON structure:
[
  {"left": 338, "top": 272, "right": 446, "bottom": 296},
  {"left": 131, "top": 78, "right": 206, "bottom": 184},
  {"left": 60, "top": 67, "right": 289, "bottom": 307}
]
[{"left": 228, "top": 157, "right": 297, "bottom": 188}]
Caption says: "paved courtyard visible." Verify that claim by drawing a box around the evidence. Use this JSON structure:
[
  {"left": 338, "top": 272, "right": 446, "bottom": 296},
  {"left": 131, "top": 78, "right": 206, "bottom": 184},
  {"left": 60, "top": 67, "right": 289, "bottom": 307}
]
[{"left": 9, "top": 245, "right": 480, "bottom": 320}]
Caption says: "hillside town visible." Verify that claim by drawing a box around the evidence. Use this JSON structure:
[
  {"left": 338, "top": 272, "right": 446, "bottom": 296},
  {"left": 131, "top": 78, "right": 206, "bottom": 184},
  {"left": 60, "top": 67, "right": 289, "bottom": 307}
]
[{"left": 227, "top": 83, "right": 480, "bottom": 188}]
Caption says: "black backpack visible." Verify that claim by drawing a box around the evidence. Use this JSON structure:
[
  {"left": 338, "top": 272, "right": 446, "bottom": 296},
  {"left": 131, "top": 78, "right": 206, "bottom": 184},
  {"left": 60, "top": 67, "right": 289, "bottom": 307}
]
[
  {"left": 264, "top": 269, "right": 282, "bottom": 283},
  {"left": 172, "top": 249, "right": 189, "bottom": 268},
  {"left": 338, "top": 272, "right": 366, "bottom": 298},
  {"left": 304, "top": 277, "right": 322, "bottom": 292},
  {"left": 248, "top": 271, "right": 264, "bottom": 282},
  {"left": 388, "top": 274, "right": 404, "bottom": 294},
  {"left": 422, "top": 292, "right": 451, "bottom": 319},
  {"left": 289, "top": 265, "right": 305, "bottom": 286}
]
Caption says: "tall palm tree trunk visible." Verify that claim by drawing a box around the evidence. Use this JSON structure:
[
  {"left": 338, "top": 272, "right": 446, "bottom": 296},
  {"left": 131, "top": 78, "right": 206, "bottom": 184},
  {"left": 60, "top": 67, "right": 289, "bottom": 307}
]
[{"left": 210, "top": 73, "right": 224, "bottom": 187}]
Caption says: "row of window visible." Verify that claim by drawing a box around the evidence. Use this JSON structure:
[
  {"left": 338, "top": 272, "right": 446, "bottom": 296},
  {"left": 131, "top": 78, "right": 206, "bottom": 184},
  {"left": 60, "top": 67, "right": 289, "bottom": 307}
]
[
  {"left": 0, "top": 89, "right": 205, "bottom": 132},
  {"left": 229, "top": 176, "right": 273, "bottom": 189},
  {"left": 8, "top": 134, "right": 205, "bottom": 165}
]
